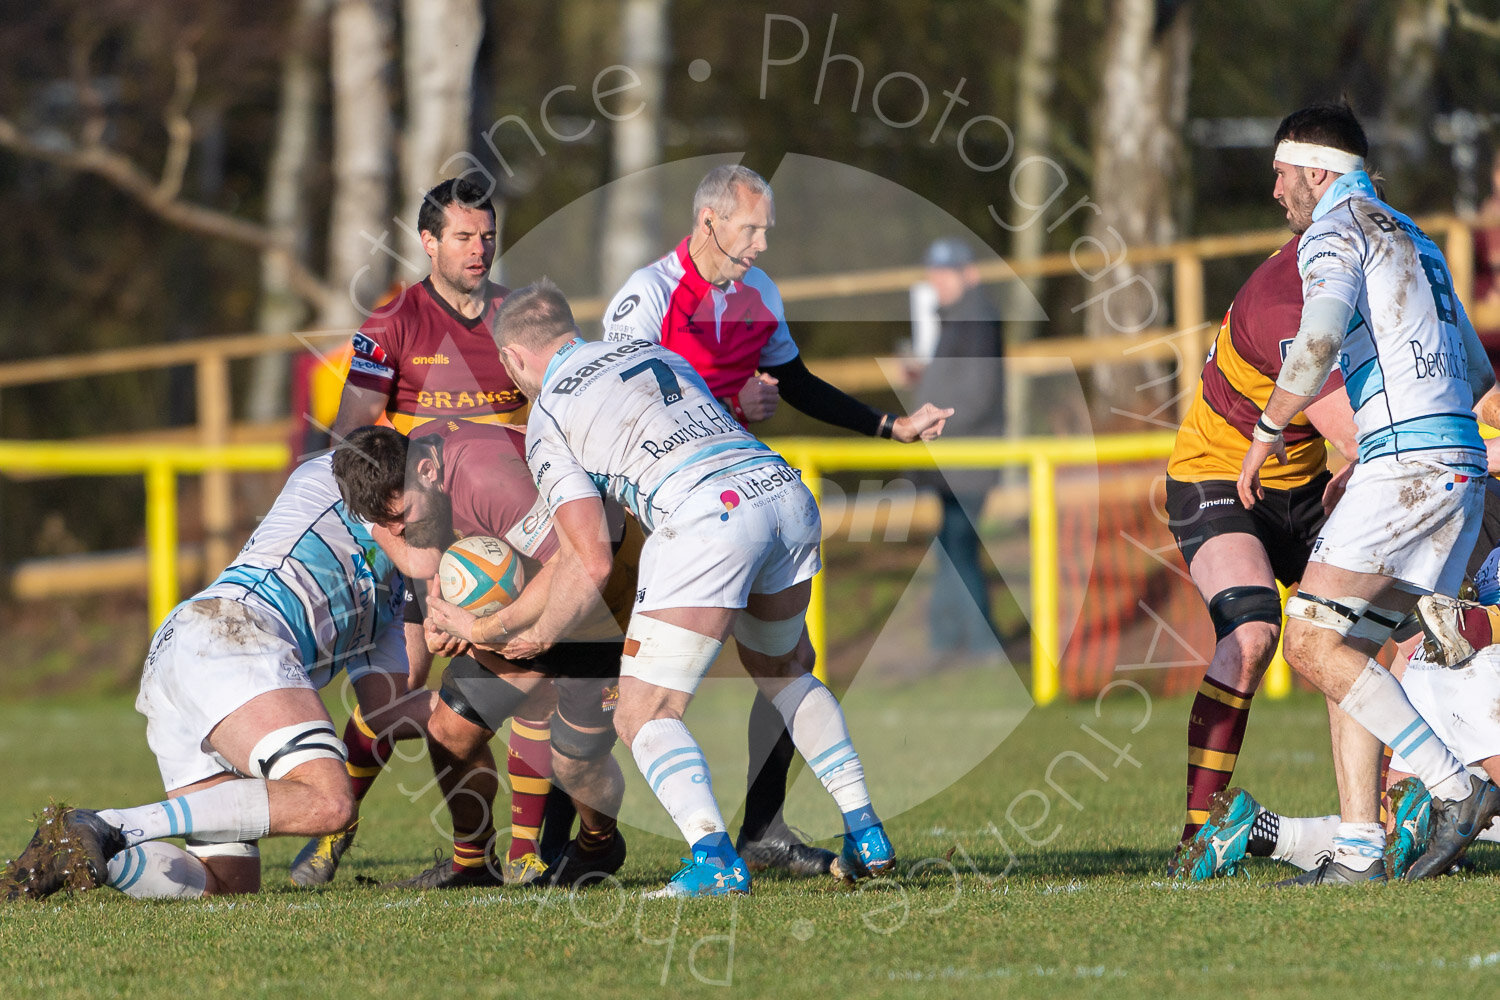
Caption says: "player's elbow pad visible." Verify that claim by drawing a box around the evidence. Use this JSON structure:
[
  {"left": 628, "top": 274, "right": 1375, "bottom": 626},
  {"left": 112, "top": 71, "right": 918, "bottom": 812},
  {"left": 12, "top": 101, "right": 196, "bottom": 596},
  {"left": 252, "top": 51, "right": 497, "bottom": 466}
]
[{"left": 1275, "top": 296, "right": 1351, "bottom": 397}]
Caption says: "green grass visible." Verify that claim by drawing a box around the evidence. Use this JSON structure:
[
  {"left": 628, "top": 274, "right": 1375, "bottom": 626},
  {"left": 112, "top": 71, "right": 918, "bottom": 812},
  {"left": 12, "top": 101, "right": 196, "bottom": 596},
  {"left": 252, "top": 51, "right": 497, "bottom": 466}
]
[{"left": 4, "top": 685, "right": 1500, "bottom": 1000}]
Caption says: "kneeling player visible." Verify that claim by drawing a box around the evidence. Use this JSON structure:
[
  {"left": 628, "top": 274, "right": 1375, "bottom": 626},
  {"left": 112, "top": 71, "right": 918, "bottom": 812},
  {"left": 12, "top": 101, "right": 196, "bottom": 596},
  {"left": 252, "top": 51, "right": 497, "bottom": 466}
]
[
  {"left": 2, "top": 455, "right": 433, "bottom": 900},
  {"left": 333, "top": 422, "right": 635, "bottom": 888}
]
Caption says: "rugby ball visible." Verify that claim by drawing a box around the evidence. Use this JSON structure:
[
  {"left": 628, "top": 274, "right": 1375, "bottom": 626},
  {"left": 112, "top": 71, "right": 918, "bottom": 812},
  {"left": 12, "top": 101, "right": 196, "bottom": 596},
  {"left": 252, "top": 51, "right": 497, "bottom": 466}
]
[{"left": 438, "top": 536, "right": 525, "bottom": 615}]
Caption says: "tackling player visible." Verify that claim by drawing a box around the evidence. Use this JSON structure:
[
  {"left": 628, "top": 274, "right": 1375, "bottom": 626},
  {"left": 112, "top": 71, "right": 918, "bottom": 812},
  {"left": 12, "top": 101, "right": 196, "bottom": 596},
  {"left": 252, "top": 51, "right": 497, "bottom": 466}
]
[
  {"left": 1239, "top": 103, "right": 1500, "bottom": 882},
  {"left": 3, "top": 456, "right": 433, "bottom": 900},
  {"left": 602, "top": 164, "right": 950, "bottom": 874},
  {"left": 470, "top": 279, "right": 895, "bottom": 897},
  {"left": 1164, "top": 236, "right": 1357, "bottom": 856},
  {"left": 333, "top": 422, "right": 638, "bottom": 889}
]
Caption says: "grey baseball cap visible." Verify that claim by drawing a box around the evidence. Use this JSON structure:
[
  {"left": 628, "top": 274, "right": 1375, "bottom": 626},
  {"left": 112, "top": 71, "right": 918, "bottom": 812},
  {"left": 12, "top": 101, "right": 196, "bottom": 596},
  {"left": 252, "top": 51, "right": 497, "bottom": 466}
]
[{"left": 924, "top": 237, "right": 975, "bottom": 269}]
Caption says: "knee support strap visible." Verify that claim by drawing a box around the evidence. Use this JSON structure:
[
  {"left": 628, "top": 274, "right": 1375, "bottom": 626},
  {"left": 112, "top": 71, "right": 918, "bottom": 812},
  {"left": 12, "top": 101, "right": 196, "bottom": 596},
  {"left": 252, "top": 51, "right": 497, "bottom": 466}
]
[
  {"left": 550, "top": 712, "right": 618, "bottom": 761},
  {"left": 733, "top": 611, "right": 807, "bottom": 657},
  {"left": 185, "top": 838, "right": 261, "bottom": 860},
  {"left": 248, "top": 721, "right": 346, "bottom": 780},
  {"left": 1285, "top": 593, "right": 1404, "bottom": 646},
  {"left": 620, "top": 617, "right": 723, "bottom": 695},
  {"left": 1207, "top": 585, "right": 1283, "bottom": 642}
]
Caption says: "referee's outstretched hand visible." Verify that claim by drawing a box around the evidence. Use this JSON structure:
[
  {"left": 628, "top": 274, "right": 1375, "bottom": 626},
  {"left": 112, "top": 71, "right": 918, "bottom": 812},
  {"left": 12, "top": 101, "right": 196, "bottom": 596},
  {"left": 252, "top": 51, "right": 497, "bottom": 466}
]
[{"left": 893, "top": 403, "right": 954, "bottom": 443}]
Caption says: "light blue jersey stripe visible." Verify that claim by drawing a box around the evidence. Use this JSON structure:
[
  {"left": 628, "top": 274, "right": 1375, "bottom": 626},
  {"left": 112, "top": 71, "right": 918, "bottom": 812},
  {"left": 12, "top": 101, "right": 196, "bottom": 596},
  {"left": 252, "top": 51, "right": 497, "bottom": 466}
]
[{"left": 1358, "top": 413, "right": 1484, "bottom": 462}]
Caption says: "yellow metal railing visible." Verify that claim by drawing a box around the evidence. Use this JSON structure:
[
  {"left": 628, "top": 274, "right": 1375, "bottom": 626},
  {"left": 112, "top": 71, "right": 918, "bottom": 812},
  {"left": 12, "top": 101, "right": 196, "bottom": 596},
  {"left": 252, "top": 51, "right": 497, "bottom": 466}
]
[
  {"left": 0, "top": 442, "right": 289, "bottom": 626},
  {"left": 2, "top": 434, "right": 1298, "bottom": 704},
  {"left": 768, "top": 433, "right": 1294, "bottom": 705}
]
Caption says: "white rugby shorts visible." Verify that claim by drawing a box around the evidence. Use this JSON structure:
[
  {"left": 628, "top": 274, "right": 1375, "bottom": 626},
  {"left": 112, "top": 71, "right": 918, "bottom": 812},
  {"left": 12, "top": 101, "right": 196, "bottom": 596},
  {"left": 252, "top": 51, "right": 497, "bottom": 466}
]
[
  {"left": 1309, "top": 456, "right": 1484, "bottom": 596},
  {"left": 633, "top": 464, "right": 821, "bottom": 614},
  {"left": 136, "top": 598, "right": 404, "bottom": 790},
  {"left": 1392, "top": 645, "right": 1500, "bottom": 770}
]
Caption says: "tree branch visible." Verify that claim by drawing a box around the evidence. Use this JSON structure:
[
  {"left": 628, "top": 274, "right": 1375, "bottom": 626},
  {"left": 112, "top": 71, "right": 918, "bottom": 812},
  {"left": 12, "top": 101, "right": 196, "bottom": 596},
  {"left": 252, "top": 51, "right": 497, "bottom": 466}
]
[
  {"left": 1454, "top": 1, "right": 1500, "bottom": 42},
  {"left": 157, "top": 43, "right": 197, "bottom": 203},
  {"left": 0, "top": 116, "right": 335, "bottom": 314}
]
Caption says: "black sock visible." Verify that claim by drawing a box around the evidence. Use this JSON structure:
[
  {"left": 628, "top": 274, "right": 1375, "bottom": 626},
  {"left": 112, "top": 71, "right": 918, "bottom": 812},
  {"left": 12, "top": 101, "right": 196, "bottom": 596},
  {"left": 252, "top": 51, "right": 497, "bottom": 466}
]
[
  {"left": 1247, "top": 810, "right": 1279, "bottom": 857},
  {"left": 740, "top": 690, "right": 796, "bottom": 842}
]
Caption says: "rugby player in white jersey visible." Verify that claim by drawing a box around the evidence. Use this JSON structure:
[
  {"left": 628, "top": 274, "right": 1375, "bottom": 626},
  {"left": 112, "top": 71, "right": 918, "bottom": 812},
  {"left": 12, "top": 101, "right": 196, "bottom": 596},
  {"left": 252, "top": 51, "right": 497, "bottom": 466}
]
[
  {"left": 2, "top": 456, "right": 436, "bottom": 900},
  {"left": 1238, "top": 103, "right": 1500, "bottom": 883},
  {"left": 460, "top": 278, "right": 895, "bottom": 897}
]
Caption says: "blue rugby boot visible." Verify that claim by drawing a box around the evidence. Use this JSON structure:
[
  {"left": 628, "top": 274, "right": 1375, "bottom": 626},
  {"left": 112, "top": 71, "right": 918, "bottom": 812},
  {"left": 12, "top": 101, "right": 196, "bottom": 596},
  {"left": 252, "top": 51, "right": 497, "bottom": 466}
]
[
  {"left": 1384, "top": 777, "right": 1432, "bottom": 879},
  {"left": 645, "top": 833, "right": 750, "bottom": 899},
  {"left": 1175, "top": 787, "right": 1260, "bottom": 881},
  {"left": 834, "top": 821, "right": 895, "bottom": 881}
]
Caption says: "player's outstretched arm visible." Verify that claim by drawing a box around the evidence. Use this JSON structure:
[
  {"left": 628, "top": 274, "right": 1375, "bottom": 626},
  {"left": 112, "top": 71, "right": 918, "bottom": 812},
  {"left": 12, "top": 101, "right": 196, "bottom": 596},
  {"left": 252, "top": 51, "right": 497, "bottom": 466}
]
[{"left": 762, "top": 356, "right": 953, "bottom": 440}]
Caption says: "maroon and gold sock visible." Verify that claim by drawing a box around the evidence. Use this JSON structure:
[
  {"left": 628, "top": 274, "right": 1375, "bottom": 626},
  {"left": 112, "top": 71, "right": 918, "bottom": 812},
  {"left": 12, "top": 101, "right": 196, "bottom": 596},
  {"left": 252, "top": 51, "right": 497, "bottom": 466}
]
[
  {"left": 453, "top": 830, "right": 496, "bottom": 873},
  {"left": 344, "top": 706, "right": 395, "bottom": 802},
  {"left": 576, "top": 817, "right": 618, "bottom": 857},
  {"left": 1182, "top": 676, "right": 1254, "bottom": 841},
  {"left": 507, "top": 718, "right": 553, "bottom": 861}
]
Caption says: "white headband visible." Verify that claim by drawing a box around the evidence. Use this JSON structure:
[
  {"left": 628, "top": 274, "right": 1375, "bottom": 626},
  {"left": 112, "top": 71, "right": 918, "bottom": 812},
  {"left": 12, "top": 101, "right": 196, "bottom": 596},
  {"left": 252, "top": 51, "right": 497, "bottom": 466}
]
[{"left": 1274, "top": 140, "right": 1364, "bottom": 175}]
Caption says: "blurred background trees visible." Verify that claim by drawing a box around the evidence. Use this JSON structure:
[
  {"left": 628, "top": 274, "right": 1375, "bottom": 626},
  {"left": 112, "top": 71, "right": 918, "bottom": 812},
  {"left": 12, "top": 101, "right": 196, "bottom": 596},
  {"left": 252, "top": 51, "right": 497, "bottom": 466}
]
[{"left": 3, "top": 0, "right": 1500, "bottom": 561}]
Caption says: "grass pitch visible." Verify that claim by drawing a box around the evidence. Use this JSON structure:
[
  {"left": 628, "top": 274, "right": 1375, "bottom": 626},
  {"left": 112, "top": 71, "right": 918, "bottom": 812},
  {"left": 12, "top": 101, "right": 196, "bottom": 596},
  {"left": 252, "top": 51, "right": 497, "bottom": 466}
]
[{"left": 4, "top": 682, "right": 1500, "bottom": 1000}]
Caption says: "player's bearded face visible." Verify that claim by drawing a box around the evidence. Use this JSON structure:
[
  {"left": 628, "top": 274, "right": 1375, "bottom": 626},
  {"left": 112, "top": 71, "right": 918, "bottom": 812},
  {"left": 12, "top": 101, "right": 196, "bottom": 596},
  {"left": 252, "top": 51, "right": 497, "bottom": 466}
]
[
  {"left": 1274, "top": 163, "right": 1319, "bottom": 234},
  {"left": 400, "top": 482, "right": 455, "bottom": 550}
]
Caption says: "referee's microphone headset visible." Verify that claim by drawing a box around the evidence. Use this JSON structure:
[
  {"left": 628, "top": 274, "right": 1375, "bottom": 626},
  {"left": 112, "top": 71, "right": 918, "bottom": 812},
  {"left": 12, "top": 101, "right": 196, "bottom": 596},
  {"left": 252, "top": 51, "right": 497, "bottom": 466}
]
[{"left": 705, "top": 218, "right": 751, "bottom": 269}]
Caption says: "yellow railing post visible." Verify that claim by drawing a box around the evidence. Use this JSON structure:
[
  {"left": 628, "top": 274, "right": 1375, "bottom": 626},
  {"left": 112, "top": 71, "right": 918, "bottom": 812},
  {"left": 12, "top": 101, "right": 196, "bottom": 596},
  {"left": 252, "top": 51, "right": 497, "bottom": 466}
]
[
  {"left": 802, "top": 455, "right": 828, "bottom": 682},
  {"left": 1030, "top": 454, "right": 1060, "bottom": 706},
  {"left": 145, "top": 458, "right": 179, "bottom": 629},
  {"left": 1264, "top": 581, "right": 1293, "bottom": 699}
]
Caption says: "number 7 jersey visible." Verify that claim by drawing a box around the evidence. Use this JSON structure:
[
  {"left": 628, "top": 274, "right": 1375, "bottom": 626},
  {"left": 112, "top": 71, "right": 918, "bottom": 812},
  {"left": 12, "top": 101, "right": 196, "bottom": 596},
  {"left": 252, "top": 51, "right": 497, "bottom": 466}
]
[
  {"left": 525, "top": 338, "right": 782, "bottom": 531},
  {"left": 1298, "top": 177, "right": 1485, "bottom": 467}
]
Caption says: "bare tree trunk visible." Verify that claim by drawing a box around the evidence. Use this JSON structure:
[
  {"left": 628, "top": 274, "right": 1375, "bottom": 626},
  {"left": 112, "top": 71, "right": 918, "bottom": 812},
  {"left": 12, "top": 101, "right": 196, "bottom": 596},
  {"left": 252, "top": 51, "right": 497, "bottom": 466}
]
[
  {"left": 247, "top": 0, "right": 326, "bottom": 423},
  {"left": 599, "top": 0, "right": 669, "bottom": 296},
  {"left": 1005, "top": 0, "right": 1059, "bottom": 435},
  {"left": 398, "top": 0, "right": 484, "bottom": 278},
  {"left": 1085, "top": 0, "right": 1191, "bottom": 416},
  {"left": 1383, "top": 0, "right": 1447, "bottom": 193},
  {"left": 326, "top": 0, "right": 396, "bottom": 328}
]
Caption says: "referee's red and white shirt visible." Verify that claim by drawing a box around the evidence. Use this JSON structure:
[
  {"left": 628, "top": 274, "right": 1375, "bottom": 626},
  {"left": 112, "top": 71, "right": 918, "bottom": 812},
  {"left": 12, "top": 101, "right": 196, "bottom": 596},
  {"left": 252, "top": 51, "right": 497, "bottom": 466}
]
[{"left": 601, "top": 238, "right": 799, "bottom": 403}]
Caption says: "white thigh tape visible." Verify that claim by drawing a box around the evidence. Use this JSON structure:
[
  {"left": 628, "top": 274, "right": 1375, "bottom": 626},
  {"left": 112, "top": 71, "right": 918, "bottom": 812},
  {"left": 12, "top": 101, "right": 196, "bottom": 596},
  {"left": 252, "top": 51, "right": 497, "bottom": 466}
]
[
  {"left": 620, "top": 617, "right": 724, "bottom": 695},
  {"left": 733, "top": 611, "right": 806, "bottom": 657}
]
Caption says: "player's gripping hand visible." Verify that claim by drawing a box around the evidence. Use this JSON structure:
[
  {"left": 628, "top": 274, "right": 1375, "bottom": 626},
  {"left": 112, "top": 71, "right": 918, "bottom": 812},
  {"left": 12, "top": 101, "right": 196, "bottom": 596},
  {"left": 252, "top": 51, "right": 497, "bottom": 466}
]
[
  {"left": 739, "top": 372, "right": 780, "bottom": 422},
  {"left": 496, "top": 629, "right": 548, "bottom": 662},
  {"left": 1236, "top": 434, "right": 1288, "bottom": 508},
  {"left": 894, "top": 402, "right": 955, "bottom": 443},
  {"left": 427, "top": 595, "right": 480, "bottom": 647}
]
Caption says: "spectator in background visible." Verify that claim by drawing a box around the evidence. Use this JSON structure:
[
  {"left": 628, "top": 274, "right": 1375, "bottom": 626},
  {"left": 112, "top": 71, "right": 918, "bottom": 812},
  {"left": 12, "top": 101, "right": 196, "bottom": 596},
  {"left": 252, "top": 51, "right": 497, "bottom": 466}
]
[{"left": 910, "top": 238, "right": 1007, "bottom": 660}]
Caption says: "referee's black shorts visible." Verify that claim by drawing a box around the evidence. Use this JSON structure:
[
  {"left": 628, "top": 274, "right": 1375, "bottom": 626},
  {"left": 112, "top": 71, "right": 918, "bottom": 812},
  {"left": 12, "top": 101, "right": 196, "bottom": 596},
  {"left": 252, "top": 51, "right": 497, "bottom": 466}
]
[{"left": 1163, "top": 471, "right": 1332, "bottom": 587}]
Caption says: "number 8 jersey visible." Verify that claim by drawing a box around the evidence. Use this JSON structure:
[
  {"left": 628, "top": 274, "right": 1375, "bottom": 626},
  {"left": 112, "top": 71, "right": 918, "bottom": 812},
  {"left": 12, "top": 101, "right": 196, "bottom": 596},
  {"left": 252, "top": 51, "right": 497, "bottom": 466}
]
[
  {"left": 1297, "top": 171, "right": 1486, "bottom": 468},
  {"left": 526, "top": 338, "right": 783, "bottom": 531}
]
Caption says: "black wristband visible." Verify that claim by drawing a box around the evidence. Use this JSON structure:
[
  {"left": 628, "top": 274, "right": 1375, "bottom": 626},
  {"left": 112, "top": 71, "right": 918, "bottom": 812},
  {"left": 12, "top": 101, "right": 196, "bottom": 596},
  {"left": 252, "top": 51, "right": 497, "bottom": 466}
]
[{"left": 878, "top": 414, "right": 896, "bottom": 439}]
